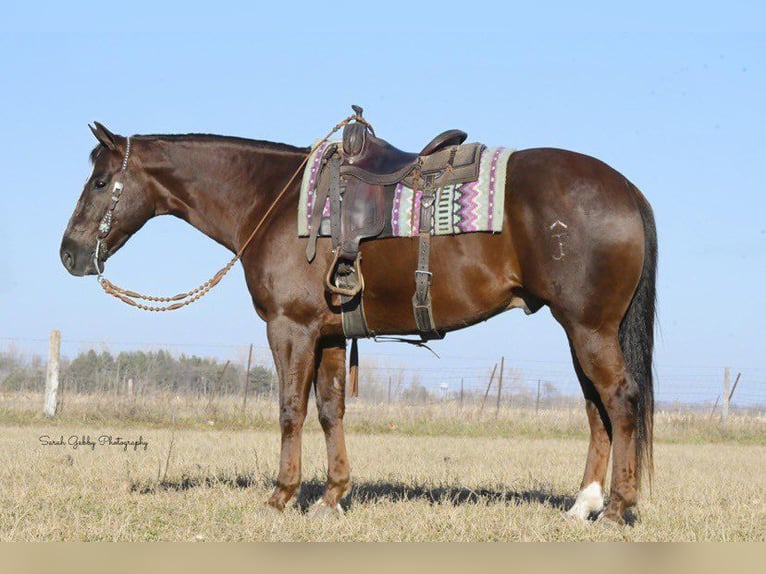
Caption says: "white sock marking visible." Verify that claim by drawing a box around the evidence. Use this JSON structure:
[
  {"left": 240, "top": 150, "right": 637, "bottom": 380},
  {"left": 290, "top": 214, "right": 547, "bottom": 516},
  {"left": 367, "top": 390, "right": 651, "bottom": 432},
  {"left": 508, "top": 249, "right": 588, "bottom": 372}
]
[{"left": 566, "top": 482, "right": 604, "bottom": 521}]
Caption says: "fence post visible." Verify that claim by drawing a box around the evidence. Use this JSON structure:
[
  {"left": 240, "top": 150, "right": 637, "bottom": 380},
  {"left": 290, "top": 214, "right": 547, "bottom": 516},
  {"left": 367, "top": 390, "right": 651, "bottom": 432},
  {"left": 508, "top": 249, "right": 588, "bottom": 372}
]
[
  {"left": 495, "top": 356, "right": 504, "bottom": 417},
  {"left": 243, "top": 343, "right": 253, "bottom": 413},
  {"left": 721, "top": 367, "right": 730, "bottom": 427},
  {"left": 460, "top": 378, "right": 464, "bottom": 410},
  {"left": 729, "top": 373, "right": 741, "bottom": 403},
  {"left": 479, "top": 364, "right": 497, "bottom": 415},
  {"left": 44, "top": 330, "right": 61, "bottom": 417}
]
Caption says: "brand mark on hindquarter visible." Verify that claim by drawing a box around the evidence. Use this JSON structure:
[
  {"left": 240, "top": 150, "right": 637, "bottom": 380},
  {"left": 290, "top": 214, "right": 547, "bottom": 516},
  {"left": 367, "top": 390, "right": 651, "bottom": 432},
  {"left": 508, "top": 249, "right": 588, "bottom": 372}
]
[{"left": 549, "top": 219, "right": 569, "bottom": 260}]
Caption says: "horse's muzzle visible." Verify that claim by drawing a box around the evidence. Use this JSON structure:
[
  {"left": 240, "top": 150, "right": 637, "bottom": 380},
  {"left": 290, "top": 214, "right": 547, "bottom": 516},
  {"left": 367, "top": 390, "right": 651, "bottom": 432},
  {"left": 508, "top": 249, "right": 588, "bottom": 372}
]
[{"left": 60, "top": 237, "right": 99, "bottom": 277}]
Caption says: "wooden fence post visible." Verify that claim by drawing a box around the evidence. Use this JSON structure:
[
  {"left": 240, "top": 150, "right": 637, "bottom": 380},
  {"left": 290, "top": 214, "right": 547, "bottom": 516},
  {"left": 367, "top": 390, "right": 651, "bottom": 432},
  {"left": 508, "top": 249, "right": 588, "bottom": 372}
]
[
  {"left": 459, "top": 378, "right": 464, "bottom": 410},
  {"left": 388, "top": 376, "right": 392, "bottom": 404},
  {"left": 479, "top": 364, "right": 497, "bottom": 415},
  {"left": 729, "top": 373, "right": 741, "bottom": 403},
  {"left": 495, "top": 356, "right": 504, "bottom": 417},
  {"left": 242, "top": 344, "right": 253, "bottom": 412},
  {"left": 44, "top": 330, "right": 61, "bottom": 417},
  {"left": 721, "top": 367, "right": 730, "bottom": 427}
]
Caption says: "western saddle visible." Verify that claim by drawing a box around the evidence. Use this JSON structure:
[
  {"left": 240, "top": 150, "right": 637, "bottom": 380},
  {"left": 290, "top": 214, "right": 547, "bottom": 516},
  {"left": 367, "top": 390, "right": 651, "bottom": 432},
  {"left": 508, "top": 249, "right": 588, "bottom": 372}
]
[{"left": 306, "top": 105, "right": 484, "bottom": 345}]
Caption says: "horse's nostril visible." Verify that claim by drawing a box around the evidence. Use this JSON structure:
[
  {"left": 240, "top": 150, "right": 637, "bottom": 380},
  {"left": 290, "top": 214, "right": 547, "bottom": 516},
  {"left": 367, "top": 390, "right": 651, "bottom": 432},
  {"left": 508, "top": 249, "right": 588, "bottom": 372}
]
[{"left": 62, "top": 251, "right": 74, "bottom": 270}]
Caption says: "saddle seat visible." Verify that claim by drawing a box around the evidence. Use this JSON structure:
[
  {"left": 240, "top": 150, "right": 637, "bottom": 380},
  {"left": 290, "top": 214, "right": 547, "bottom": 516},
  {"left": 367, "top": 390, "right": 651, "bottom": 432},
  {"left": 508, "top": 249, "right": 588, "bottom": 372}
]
[{"left": 342, "top": 121, "right": 468, "bottom": 185}]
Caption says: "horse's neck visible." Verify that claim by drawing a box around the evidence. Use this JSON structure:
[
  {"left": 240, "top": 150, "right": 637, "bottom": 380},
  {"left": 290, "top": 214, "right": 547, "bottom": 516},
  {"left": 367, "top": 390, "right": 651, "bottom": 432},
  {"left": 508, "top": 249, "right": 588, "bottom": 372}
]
[{"left": 147, "top": 138, "right": 306, "bottom": 253}]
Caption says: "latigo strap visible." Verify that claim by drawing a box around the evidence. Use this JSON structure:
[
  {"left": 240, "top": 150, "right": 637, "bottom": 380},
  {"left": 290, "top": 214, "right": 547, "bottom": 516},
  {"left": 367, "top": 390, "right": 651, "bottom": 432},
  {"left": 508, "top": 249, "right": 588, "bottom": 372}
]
[{"left": 412, "top": 172, "right": 444, "bottom": 340}]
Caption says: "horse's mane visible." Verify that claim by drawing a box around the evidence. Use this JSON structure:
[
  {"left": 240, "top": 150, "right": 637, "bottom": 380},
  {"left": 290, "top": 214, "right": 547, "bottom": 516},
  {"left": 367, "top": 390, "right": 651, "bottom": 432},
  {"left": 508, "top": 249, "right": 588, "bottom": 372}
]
[{"left": 89, "top": 134, "right": 309, "bottom": 164}]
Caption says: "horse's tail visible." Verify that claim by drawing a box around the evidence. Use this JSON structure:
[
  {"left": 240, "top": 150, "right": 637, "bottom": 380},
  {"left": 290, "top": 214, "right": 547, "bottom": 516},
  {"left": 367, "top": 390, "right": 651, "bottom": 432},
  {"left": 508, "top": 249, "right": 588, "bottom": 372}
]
[{"left": 619, "top": 184, "right": 657, "bottom": 492}]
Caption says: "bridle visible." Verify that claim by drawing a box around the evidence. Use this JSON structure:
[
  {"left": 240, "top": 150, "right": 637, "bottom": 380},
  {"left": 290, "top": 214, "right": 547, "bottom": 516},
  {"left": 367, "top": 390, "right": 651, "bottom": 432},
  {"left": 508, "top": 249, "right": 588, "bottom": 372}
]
[
  {"left": 93, "top": 137, "right": 131, "bottom": 274},
  {"left": 92, "top": 112, "right": 364, "bottom": 312}
]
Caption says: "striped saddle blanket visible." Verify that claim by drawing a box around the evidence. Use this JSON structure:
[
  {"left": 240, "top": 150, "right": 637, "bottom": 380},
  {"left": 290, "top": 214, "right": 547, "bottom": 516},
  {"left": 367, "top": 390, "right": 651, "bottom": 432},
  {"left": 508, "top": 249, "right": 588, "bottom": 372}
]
[{"left": 297, "top": 142, "right": 514, "bottom": 238}]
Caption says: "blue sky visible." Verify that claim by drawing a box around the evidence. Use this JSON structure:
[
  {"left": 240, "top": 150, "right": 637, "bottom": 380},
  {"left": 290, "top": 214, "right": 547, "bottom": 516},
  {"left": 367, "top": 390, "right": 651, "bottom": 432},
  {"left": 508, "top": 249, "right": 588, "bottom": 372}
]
[{"left": 0, "top": 2, "right": 764, "bottom": 405}]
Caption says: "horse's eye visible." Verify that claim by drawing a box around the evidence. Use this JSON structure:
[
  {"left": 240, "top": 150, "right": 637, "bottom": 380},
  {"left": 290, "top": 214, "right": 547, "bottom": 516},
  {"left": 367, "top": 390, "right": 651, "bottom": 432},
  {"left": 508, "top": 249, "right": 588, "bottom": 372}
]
[{"left": 94, "top": 179, "right": 107, "bottom": 189}]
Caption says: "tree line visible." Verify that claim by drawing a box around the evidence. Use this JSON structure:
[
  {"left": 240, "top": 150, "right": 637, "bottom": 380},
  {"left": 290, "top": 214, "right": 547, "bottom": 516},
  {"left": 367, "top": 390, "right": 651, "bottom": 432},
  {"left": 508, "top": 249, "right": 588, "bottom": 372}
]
[
  {"left": 1, "top": 347, "right": 569, "bottom": 407},
  {"left": 0, "top": 348, "right": 274, "bottom": 397}
]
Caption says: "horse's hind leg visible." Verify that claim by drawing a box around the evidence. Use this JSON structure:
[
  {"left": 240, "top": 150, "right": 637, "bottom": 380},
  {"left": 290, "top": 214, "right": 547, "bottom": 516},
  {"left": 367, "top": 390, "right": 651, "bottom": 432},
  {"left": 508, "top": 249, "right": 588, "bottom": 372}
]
[
  {"left": 264, "top": 317, "right": 317, "bottom": 511},
  {"left": 312, "top": 337, "right": 351, "bottom": 514},
  {"left": 566, "top": 343, "right": 611, "bottom": 521},
  {"left": 564, "top": 322, "right": 639, "bottom": 525}
]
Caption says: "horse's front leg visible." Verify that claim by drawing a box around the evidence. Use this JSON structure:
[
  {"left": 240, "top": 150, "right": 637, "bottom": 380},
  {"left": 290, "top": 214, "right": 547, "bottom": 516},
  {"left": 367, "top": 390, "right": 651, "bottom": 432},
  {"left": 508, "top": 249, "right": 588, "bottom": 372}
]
[
  {"left": 265, "top": 316, "right": 317, "bottom": 511},
  {"left": 312, "top": 336, "right": 350, "bottom": 514}
]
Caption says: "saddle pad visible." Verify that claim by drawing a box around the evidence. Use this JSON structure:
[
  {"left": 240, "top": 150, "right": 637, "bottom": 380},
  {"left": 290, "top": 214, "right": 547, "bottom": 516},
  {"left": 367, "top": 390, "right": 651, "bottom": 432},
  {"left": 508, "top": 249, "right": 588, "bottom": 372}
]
[{"left": 297, "top": 142, "right": 514, "bottom": 238}]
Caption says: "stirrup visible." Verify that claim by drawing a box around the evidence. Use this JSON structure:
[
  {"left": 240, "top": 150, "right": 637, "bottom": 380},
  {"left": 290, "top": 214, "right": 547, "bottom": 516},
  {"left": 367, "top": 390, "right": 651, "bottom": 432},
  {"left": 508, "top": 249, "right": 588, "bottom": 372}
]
[{"left": 325, "top": 250, "right": 364, "bottom": 297}]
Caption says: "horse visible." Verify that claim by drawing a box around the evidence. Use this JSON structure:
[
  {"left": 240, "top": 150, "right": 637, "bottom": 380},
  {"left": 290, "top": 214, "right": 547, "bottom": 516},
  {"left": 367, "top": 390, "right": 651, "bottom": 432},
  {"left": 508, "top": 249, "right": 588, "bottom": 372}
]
[{"left": 60, "top": 119, "right": 656, "bottom": 525}]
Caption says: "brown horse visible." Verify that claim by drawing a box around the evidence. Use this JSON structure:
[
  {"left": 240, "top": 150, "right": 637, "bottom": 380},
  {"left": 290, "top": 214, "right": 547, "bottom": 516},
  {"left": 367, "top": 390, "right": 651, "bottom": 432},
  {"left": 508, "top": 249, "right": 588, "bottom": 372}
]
[{"left": 60, "top": 120, "right": 656, "bottom": 525}]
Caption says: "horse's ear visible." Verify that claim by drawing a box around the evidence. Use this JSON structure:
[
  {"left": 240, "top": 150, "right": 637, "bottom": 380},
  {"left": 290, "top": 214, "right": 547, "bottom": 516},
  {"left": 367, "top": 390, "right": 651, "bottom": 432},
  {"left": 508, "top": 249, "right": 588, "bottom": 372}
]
[{"left": 89, "top": 121, "right": 118, "bottom": 151}]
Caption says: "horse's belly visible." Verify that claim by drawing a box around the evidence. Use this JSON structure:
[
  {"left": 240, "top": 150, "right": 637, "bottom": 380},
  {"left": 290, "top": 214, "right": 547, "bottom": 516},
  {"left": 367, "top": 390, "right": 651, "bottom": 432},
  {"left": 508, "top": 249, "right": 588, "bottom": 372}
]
[{"left": 354, "top": 231, "right": 521, "bottom": 335}]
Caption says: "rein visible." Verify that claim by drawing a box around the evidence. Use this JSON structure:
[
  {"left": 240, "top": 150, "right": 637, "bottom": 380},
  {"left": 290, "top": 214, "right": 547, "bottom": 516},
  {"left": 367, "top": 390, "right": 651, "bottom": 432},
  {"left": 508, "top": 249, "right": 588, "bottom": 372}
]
[{"left": 95, "top": 112, "right": 365, "bottom": 312}]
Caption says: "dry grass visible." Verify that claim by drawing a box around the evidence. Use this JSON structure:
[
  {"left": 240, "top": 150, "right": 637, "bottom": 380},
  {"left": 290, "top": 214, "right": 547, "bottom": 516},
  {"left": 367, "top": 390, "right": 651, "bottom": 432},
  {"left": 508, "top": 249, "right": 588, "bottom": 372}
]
[
  {"left": 2, "top": 391, "right": 764, "bottom": 444},
  {"left": 0, "top": 404, "right": 764, "bottom": 540}
]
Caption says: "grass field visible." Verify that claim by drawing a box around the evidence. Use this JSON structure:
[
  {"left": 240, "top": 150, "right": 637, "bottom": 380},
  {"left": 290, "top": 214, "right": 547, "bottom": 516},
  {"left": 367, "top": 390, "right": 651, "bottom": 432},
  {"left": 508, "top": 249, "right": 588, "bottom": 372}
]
[{"left": 0, "top": 394, "right": 764, "bottom": 541}]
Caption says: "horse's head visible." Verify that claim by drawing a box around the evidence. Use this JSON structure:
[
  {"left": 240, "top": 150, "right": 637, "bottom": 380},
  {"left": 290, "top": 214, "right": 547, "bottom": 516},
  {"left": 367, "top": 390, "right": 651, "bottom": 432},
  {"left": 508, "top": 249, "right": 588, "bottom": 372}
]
[{"left": 60, "top": 123, "right": 155, "bottom": 276}]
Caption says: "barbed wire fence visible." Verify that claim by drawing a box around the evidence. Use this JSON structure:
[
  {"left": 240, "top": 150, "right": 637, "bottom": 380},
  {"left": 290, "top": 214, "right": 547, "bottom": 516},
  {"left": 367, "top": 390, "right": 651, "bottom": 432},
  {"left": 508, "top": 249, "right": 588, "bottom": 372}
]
[{"left": 1, "top": 333, "right": 764, "bottom": 421}]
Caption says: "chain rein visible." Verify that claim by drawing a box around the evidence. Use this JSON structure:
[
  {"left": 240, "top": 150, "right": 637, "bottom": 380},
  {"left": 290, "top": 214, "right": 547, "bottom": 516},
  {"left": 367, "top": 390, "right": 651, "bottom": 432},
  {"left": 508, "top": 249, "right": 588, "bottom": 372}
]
[{"left": 96, "top": 113, "right": 364, "bottom": 312}]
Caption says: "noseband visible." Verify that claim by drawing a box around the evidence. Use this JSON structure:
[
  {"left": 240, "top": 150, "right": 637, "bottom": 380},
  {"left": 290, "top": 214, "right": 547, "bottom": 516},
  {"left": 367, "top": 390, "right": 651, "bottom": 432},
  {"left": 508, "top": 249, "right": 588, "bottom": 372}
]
[{"left": 93, "top": 137, "right": 131, "bottom": 274}]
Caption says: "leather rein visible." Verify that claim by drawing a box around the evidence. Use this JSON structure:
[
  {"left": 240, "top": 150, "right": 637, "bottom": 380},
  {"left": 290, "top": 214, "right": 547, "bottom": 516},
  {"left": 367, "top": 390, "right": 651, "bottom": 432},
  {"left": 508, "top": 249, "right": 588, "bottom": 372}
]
[{"left": 94, "top": 112, "right": 365, "bottom": 312}]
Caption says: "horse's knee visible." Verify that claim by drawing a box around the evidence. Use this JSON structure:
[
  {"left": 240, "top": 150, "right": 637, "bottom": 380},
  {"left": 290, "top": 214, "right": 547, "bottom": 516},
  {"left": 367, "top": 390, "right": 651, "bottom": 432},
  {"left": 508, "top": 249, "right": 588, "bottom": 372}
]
[
  {"left": 279, "top": 401, "right": 306, "bottom": 435},
  {"left": 316, "top": 395, "right": 343, "bottom": 432},
  {"left": 316, "top": 374, "right": 345, "bottom": 430}
]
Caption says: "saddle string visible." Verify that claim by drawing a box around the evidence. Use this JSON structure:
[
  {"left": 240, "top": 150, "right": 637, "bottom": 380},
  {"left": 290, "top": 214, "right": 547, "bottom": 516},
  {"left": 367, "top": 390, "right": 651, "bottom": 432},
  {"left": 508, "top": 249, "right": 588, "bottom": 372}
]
[{"left": 97, "top": 111, "right": 364, "bottom": 312}]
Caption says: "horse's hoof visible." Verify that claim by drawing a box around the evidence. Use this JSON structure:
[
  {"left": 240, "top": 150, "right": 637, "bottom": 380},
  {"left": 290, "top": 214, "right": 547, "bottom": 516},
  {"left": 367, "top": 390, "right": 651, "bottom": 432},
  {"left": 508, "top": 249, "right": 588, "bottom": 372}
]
[
  {"left": 309, "top": 500, "right": 344, "bottom": 519},
  {"left": 595, "top": 511, "right": 625, "bottom": 529},
  {"left": 563, "top": 510, "right": 589, "bottom": 525}
]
